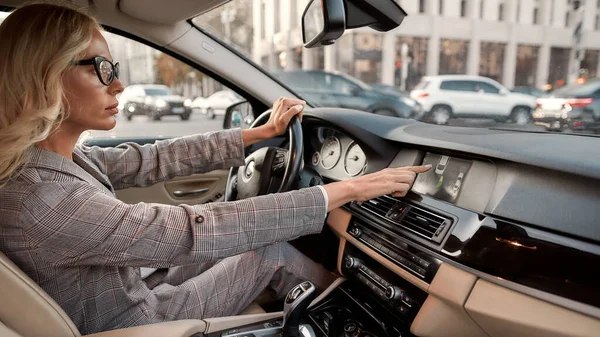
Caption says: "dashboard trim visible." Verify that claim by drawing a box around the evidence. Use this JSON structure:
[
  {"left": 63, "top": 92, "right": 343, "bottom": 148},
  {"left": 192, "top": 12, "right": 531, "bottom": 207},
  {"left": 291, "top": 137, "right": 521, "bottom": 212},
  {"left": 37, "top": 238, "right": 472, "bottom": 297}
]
[
  {"left": 328, "top": 208, "right": 600, "bottom": 320},
  {"left": 327, "top": 208, "right": 430, "bottom": 292}
]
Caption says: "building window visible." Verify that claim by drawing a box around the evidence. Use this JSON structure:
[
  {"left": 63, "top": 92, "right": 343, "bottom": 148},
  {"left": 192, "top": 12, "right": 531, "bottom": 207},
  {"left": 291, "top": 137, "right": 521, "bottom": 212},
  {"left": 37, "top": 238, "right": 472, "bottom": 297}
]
[
  {"left": 548, "top": 47, "right": 571, "bottom": 89},
  {"left": 565, "top": 11, "right": 571, "bottom": 27},
  {"left": 596, "top": 14, "right": 600, "bottom": 30},
  {"left": 515, "top": 45, "right": 539, "bottom": 87},
  {"left": 396, "top": 36, "right": 429, "bottom": 90},
  {"left": 439, "top": 39, "right": 469, "bottom": 75},
  {"left": 581, "top": 50, "right": 600, "bottom": 79},
  {"left": 479, "top": 42, "right": 506, "bottom": 83},
  {"left": 460, "top": 0, "right": 467, "bottom": 17},
  {"left": 419, "top": 0, "right": 425, "bottom": 13},
  {"left": 533, "top": 7, "right": 539, "bottom": 24},
  {"left": 439, "top": 0, "right": 443, "bottom": 15},
  {"left": 499, "top": 3, "right": 504, "bottom": 21},
  {"left": 353, "top": 33, "right": 383, "bottom": 83}
]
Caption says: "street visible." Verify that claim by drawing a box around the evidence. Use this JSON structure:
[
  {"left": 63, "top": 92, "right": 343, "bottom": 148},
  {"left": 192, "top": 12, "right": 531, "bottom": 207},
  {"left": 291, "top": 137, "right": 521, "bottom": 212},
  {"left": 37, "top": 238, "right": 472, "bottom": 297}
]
[
  {"left": 88, "top": 112, "right": 226, "bottom": 139},
  {"left": 86, "top": 110, "right": 553, "bottom": 140}
]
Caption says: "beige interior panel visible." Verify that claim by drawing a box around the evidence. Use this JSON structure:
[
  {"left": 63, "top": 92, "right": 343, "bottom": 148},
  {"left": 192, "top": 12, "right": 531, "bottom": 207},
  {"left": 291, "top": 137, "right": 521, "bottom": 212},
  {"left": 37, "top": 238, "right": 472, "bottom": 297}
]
[
  {"left": 411, "top": 264, "right": 488, "bottom": 337},
  {"left": 326, "top": 208, "right": 429, "bottom": 292},
  {"left": 465, "top": 280, "right": 600, "bottom": 337},
  {"left": 204, "top": 313, "right": 282, "bottom": 334},
  {"left": 116, "top": 170, "right": 229, "bottom": 205},
  {"left": 0, "top": 252, "right": 80, "bottom": 337},
  {"left": 0, "top": 322, "right": 23, "bottom": 337},
  {"left": 337, "top": 238, "right": 348, "bottom": 275},
  {"left": 120, "top": 0, "right": 227, "bottom": 24},
  {"left": 239, "top": 302, "right": 266, "bottom": 315},
  {"left": 309, "top": 277, "right": 347, "bottom": 309},
  {"left": 205, "top": 278, "right": 348, "bottom": 334},
  {"left": 83, "top": 319, "right": 206, "bottom": 337}
]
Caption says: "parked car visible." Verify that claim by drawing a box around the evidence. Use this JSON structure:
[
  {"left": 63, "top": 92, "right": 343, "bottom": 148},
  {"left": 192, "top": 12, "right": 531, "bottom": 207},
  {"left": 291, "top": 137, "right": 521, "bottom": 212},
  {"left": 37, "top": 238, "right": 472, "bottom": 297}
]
[
  {"left": 191, "top": 90, "right": 243, "bottom": 119},
  {"left": 369, "top": 83, "right": 409, "bottom": 96},
  {"left": 118, "top": 84, "right": 192, "bottom": 121},
  {"left": 533, "top": 79, "right": 600, "bottom": 132},
  {"left": 410, "top": 75, "right": 536, "bottom": 125},
  {"left": 273, "top": 70, "right": 423, "bottom": 119},
  {"left": 511, "top": 86, "right": 548, "bottom": 98}
]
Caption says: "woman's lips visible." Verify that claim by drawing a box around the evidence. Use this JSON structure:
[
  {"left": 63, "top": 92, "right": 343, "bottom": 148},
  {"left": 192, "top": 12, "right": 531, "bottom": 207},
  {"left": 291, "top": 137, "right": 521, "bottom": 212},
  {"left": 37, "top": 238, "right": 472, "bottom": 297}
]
[{"left": 106, "top": 103, "right": 119, "bottom": 114}]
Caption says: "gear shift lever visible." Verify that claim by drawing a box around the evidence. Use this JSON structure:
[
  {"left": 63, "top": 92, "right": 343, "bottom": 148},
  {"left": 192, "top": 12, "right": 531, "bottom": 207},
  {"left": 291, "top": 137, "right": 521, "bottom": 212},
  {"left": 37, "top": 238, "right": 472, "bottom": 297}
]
[{"left": 282, "top": 281, "right": 317, "bottom": 337}]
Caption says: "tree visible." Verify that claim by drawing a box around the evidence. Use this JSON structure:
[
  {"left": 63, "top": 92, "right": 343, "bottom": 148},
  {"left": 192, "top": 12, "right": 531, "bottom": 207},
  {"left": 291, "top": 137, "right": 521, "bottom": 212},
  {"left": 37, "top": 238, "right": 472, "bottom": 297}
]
[{"left": 154, "top": 53, "right": 204, "bottom": 87}]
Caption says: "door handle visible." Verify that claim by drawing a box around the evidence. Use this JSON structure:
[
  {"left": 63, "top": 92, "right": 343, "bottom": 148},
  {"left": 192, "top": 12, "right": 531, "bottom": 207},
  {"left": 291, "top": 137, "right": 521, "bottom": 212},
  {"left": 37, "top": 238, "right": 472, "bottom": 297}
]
[{"left": 173, "top": 188, "right": 209, "bottom": 197}]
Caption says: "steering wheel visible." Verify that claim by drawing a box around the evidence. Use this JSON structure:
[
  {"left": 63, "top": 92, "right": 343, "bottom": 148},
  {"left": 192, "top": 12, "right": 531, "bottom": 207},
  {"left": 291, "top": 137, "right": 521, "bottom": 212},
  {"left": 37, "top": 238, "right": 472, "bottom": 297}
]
[{"left": 224, "top": 110, "right": 303, "bottom": 201}]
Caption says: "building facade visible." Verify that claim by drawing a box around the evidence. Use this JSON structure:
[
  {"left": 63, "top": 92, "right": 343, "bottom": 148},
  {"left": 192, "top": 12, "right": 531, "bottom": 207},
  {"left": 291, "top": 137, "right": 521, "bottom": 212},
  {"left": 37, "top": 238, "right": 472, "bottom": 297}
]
[{"left": 253, "top": 0, "right": 600, "bottom": 90}]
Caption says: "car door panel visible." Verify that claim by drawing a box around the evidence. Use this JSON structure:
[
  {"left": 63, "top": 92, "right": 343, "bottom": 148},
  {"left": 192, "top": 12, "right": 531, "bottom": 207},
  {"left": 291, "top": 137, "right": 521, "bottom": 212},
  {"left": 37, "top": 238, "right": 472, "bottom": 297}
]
[
  {"left": 116, "top": 170, "right": 229, "bottom": 205},
  {"left": 473, "top": 81, "right": 505, "bottom": 116},
  {"left": 84, "top": 138, "right": 229, "bottom": 206}
]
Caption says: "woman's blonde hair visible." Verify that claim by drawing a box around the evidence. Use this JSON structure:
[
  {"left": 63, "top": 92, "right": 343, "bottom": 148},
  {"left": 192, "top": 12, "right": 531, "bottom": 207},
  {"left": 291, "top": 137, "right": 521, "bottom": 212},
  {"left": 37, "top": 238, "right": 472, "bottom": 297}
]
[{"left": 0, "top": 2, "right": 101, "bottom": 186}]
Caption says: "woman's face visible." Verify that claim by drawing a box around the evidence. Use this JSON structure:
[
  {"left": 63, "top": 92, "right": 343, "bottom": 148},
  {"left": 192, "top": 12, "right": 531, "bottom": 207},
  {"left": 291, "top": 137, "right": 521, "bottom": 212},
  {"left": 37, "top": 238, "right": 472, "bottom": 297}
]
[{"left": 61, "top": 29, "right": 124, "bottom": 133}]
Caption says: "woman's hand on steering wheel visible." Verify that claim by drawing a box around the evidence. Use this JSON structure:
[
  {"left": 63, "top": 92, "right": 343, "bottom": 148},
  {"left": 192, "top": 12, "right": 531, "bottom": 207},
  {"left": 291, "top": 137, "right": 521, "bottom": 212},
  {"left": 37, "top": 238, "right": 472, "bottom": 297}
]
[{"left": 265, "top": 97, "right": 306, "bottom": 136}]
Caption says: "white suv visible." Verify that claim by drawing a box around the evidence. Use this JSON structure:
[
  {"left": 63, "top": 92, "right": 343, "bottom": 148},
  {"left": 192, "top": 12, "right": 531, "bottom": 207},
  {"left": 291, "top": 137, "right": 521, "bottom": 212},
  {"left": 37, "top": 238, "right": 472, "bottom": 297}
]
[{"left": 410, "top": 75, "right": 536, "bottom": 125}]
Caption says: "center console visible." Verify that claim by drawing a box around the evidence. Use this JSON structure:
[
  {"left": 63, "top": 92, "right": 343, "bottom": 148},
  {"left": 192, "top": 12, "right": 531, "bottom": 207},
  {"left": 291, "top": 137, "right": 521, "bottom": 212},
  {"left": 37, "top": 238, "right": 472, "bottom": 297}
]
[{"left": 207, "top": 242, "right": 429, "bottom": 337}]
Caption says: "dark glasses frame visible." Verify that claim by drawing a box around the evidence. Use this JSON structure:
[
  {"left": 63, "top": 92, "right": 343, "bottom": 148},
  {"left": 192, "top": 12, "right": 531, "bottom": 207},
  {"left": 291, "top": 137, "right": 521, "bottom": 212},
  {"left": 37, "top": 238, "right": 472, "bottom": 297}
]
[{"left": 71, "top": 56, "right": 120, "bottom": 86}]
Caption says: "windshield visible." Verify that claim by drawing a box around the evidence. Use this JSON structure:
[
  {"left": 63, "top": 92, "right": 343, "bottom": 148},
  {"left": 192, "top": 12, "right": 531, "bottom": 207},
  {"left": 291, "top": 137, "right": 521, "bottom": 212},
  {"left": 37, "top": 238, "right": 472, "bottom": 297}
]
[
  {"left": 192, "top": 0, "right": 600, "bottom": 136},
  {"left": 145, "top": 88, "right": 171, "bottom": 96}
]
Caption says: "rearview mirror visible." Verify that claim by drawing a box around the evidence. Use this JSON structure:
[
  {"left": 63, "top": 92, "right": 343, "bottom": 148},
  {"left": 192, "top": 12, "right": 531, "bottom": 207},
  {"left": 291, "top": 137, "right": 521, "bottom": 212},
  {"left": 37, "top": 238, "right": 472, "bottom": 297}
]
[
  {"left": 302, "top": 0, "right": 407, "bottom": 48},
  {"left": 302, "top": 0, "right": 345, "bottom": 48},
  {"left": 223, "top": 101, "right": 255, "bottom": 130}
]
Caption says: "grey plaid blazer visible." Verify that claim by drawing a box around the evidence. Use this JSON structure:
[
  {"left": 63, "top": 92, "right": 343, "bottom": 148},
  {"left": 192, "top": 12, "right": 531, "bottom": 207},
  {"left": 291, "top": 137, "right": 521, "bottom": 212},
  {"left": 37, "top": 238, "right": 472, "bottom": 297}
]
[{"left": 0, "top": 129, "right": 327, "bottom": 334}]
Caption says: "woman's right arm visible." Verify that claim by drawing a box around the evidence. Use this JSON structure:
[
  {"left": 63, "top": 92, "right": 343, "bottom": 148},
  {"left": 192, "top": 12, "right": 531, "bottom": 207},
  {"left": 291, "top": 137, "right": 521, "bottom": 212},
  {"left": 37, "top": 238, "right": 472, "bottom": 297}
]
[{"left": 18, "top": 165, "right": 429, "bottom": 268}]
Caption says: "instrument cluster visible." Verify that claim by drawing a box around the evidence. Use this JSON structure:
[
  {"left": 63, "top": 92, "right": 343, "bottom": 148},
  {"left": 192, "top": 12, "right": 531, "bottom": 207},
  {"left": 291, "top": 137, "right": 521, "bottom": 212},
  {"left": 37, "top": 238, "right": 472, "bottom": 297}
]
[{"left": 309, "top": 127, "right": 368, "bottom": 178}]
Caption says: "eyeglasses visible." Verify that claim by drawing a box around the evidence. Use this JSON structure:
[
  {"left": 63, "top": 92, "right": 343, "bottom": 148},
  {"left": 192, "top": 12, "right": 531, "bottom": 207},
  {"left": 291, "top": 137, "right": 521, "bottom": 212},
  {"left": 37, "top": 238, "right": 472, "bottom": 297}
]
[{"left": 71, "top": 56, "right": 120, "bottom": 86}]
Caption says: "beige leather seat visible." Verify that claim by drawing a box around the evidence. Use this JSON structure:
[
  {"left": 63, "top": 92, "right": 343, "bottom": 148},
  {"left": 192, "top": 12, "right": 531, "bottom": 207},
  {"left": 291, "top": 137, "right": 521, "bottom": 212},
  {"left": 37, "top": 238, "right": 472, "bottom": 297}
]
[
  {"left": 0, "top": 252, "right": 264, "bottom": 337},
  {"left": 0, "top": 252, "right": 81, "bottom": 337}
]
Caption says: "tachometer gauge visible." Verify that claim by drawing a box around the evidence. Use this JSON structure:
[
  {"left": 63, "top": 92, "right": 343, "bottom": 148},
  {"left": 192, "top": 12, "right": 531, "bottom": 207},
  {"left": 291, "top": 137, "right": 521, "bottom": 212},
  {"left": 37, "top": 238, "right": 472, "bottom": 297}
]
[
  {"left": 320, "top": 137, "right": 342, "bottom": 169},
  {"left": 344, "top": 142, "right": 367, "bottom": 176}
]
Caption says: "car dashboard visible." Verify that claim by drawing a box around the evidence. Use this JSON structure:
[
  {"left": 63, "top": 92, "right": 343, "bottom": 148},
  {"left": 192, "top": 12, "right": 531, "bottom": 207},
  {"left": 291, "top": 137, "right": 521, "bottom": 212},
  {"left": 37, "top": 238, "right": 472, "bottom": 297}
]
[{"left": 298, "top": 108, "right": 600, "bottom": 337}]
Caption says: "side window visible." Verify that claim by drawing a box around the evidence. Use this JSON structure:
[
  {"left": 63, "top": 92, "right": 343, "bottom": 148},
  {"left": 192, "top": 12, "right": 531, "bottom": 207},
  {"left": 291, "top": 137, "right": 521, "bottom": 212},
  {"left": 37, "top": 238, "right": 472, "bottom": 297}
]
[
  {"left": 89, "top": 32, "right": 248, "bottom": 139},
  {"left": 592, "top": 89, "right": 600, "bottom": 99},
  {"left": 474, "top": 81, "right": 500, "bottom": 94},
  {"left": 440, "top": 80, "right": 475, "bottom": 92}
]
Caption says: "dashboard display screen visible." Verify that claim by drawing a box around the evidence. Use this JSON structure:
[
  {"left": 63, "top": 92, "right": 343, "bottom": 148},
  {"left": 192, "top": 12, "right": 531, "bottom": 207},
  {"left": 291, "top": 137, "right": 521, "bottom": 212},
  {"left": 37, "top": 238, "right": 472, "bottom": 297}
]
[{"left": 412, "top": 153, "right": 472, "bottom": 203}]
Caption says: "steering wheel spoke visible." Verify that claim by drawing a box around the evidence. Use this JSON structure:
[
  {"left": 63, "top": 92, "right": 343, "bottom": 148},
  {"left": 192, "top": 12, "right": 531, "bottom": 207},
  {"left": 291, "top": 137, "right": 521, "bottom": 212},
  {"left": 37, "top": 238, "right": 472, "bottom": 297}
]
[{"left": 224, "top": 110, "right": 304, "bottom": 201}]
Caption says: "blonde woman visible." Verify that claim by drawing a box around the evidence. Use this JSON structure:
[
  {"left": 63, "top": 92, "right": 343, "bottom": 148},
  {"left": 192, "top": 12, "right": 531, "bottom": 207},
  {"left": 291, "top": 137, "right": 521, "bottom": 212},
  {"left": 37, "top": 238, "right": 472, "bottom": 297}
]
[{"left": 0, "top": 2, "right": 430, "bottom": 334}]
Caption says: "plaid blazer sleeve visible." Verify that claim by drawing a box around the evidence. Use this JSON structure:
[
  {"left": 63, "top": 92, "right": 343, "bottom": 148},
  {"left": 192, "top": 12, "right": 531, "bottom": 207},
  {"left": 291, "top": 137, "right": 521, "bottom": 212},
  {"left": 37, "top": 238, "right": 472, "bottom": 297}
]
[
  {"left": 19, "top": 181, "right": 328, "bottom": 267},
  {"left": 78, "top": 128, "right": 245, "bottom": 190}
]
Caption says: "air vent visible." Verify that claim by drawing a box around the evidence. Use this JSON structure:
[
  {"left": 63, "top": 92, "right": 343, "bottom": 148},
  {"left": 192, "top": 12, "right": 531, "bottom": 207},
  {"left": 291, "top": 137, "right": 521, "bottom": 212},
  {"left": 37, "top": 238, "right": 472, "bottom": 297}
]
[
  {"left": 401, "top": 206, "right": 451, "bottom": 243},
  {"left": 358, "top": 196, "right": 396, "bottom": 218},
  {"left": 354, "top": 197, "right": 452, "bottom": 244}
]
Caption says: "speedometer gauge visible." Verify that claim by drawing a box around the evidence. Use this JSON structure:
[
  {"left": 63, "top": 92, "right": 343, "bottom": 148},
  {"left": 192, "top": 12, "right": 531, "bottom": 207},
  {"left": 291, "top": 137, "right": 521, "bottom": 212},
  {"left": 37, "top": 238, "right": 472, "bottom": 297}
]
[
  {"left": 320, "top": 137, "right": 342, "bottom": 169},
  {"left": 344, "top": 142, "right": 367, "bottom": 176}
]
